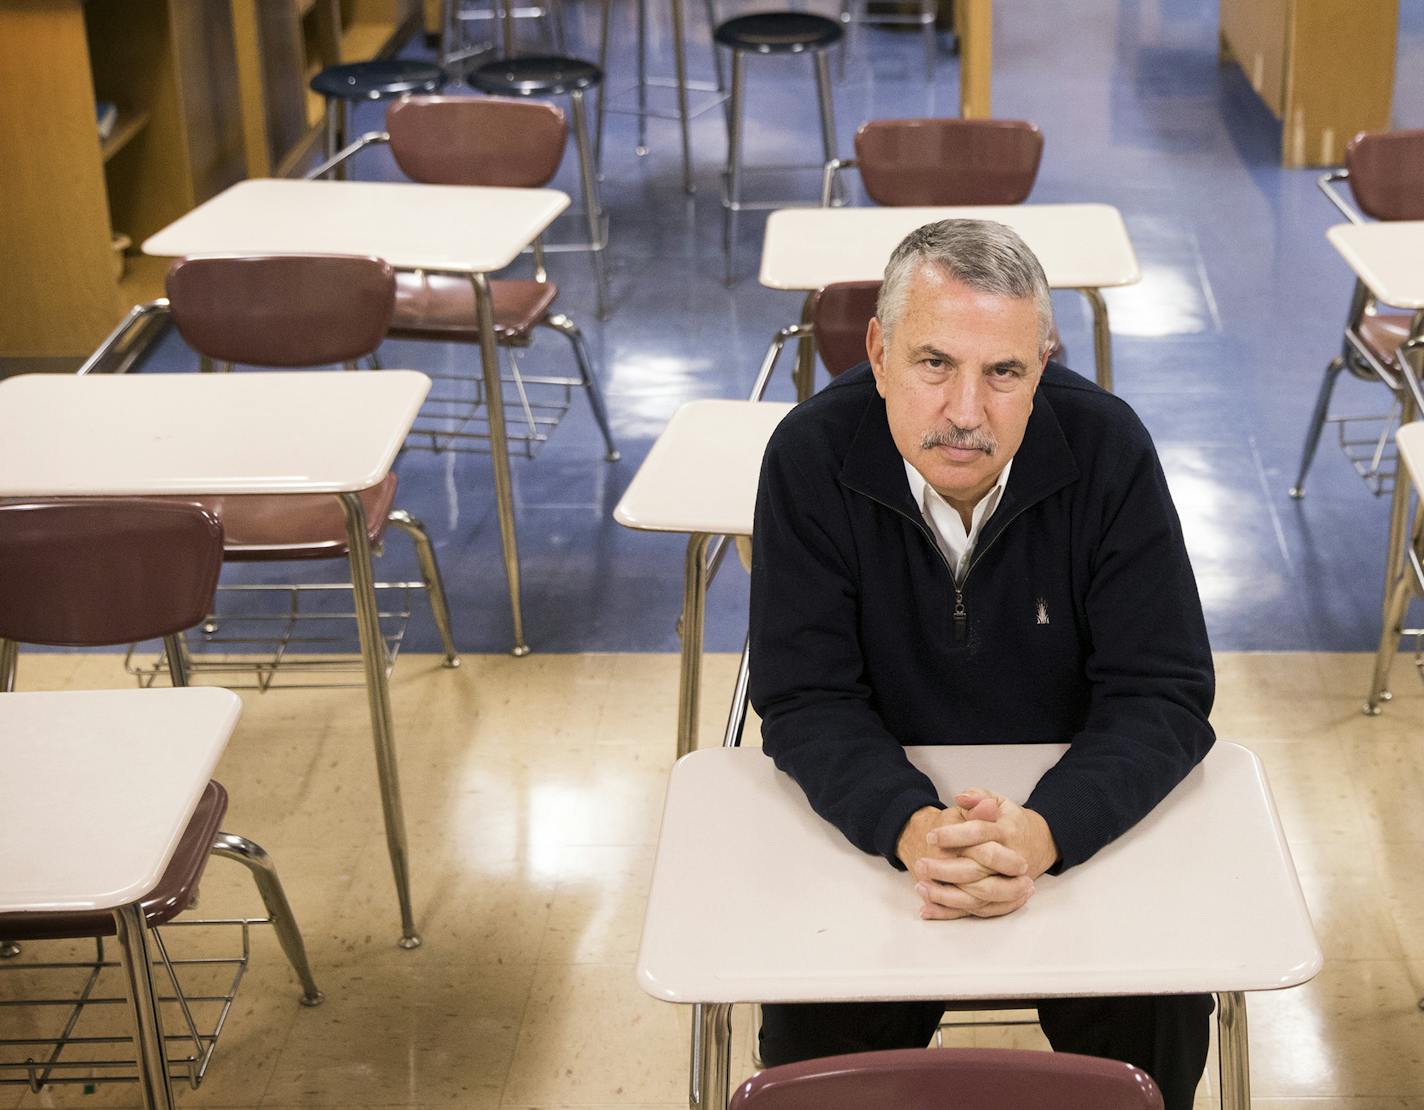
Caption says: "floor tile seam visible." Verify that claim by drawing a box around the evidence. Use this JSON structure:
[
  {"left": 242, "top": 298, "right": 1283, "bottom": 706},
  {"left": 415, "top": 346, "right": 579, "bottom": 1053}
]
[{"left": 493, "top": 958, "right": 547, "bottom": 1109}]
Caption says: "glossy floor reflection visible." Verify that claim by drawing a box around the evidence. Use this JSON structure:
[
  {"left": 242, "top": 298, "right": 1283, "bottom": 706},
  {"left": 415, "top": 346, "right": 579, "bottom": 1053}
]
[
  {"left": 121, "top": 0, "right": 1424, "bottom": 654},
  {"left": 7, "top": 650, "right": 1424, "bottom": 1108}
]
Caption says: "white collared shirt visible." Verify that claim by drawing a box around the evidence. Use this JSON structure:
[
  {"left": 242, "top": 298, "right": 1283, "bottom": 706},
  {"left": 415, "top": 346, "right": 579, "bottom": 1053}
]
[{"left": 903, "top": 457, "right": 1013, "bottom": 585}]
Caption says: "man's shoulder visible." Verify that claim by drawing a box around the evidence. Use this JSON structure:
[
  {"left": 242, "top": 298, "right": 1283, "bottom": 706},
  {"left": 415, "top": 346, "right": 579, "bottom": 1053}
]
[
  {"left": 765, "top": 362, "right": 878, "bottom": 468},
  {"left": 1039, "top": 361, "right": 1155, "bottom": 458}
]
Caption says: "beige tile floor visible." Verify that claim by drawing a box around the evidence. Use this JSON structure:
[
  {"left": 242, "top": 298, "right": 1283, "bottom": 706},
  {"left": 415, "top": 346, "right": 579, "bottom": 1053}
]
[{"left": 5, "top": 649, "right": 1424, "bottom": 1108}]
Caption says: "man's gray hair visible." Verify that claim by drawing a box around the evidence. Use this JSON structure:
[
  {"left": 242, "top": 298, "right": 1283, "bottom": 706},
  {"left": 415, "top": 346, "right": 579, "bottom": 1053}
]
[{"left": 877, "top": 219, "right": 1054, "bottom": 352}]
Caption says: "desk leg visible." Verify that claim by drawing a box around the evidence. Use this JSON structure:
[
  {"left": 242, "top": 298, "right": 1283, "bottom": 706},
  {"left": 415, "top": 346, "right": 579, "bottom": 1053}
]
[
  {"left": 471, "top": 273, "right": 530, "bottom": 657},
  {"left": 1216, "top": 991, "right": 1251, "bottom": 1110},
  {"left": 794, "top": 293, "right": 816, "bottom": 401},
  {"left": 341, "top": 492, "right": 421, "bottom": 949},
  {"left": 670, "top": 0, "right": 695, "bottom": 194},
  {"left": 1079, "top": 287, "right": 1113, "bottom": 393},
  {"left": 677, "top": 533, "right": 712, "bottom": 758},
  {"left": 113, "top": 903, "right": 175, "bottom": 1110},
  {"left": 692, "top": 1002, "right": 734, "bottom": 1110}
]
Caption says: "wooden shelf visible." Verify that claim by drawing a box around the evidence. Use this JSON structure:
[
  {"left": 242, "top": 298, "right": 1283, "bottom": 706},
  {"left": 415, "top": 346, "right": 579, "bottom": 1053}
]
[
  {"left": 339, "top": 20, "right": 396, "bottom": 62},
  {"left": 100, "top": 107, "right": 151, "bottom": 163}
]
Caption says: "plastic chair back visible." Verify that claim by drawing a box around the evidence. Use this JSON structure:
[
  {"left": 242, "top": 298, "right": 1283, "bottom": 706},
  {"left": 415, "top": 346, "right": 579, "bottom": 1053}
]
[
  {"left": 387, "top": 95, "right": 567, "bottom": 188},
  {"left": 729, "top": 1047, "right": 1163, "bottom": 1110},
  {"left": 808, "top": 281, "right": 881, "bottom": 377},
  {"left": 0, "top": 500, "right": 223, "bottom": 647},
  {"left": 855, "top": 118, "right": 1043, "bottom": 206},
  {"left": 1345, "top": 129, "right": 1424, "bottom": 221},
  {"left": 165, "top": 254, "right": 396, "bottom": 367}
]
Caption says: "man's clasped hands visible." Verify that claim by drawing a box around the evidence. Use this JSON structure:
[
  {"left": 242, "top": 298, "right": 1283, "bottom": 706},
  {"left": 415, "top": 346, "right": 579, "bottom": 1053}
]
[{"left": 895, "top": 788, "right": 1060, "bottom": 920}]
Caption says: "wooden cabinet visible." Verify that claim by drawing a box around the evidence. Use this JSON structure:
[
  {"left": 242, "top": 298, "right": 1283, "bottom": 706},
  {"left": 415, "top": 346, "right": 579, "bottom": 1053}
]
[
  {"left": 231, "top": 0, "right": 421, "bottom": 178},
  {"left": 0, "top": 0, "right": 246, "bottom": 358},
  {"left": 1219, "top": 0, "right": 1397, "bottom": 168}
]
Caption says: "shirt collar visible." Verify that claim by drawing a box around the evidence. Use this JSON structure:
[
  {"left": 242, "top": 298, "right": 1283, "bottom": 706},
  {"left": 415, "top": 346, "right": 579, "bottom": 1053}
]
[{"left": 902, "top": 456, "right": 1013, "bottom": 527}]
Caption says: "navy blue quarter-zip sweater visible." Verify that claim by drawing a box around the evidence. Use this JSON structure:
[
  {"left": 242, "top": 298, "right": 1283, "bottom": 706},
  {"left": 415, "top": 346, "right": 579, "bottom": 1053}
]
[{"left": 748, "top": 361, "right": 1215, "bottom": 874}]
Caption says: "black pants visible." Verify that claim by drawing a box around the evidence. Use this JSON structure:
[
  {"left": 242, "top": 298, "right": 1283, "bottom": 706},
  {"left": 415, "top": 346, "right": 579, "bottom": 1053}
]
[{"left": 759, "top": 994, "right": 1214, "bottom": 1110}]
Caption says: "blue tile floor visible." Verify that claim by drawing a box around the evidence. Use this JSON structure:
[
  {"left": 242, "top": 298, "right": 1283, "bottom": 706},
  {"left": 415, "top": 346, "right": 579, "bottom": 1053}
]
[{"left": 133, "top": 0, "right": 1424, "bottom": 654}]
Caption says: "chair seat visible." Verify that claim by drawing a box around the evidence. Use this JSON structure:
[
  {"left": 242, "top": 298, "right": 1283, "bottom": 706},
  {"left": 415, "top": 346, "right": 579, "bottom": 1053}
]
[
  {"left": 468, "top": 55, "right": 602, "bottom": 97},
  {"left": 714, "top": 12, "right": 844, "bottom": 52},
  {"left": 0, "top": 782, "right": 227, "bottom": 942},
  {"left": 184, "top": 475, "right": 399, "bottom": 563},
  {"left": 1358, "top": 311, "right": 1415, "bottom": 366},
  {"left": 309, "top": 60, "right": 446, "bottom": 101},
  {"left": 388, "top": 275, "right": 558, "bottom": 342}
]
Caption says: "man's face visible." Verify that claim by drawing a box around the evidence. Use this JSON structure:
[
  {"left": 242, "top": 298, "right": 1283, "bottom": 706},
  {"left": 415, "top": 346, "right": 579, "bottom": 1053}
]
[{"left": 868, "top": 266, "right": 1047, "bottom": 510}]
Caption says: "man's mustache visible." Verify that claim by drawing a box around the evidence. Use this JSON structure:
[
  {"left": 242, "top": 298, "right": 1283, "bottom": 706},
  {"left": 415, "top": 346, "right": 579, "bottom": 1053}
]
[{"left": 921, "top": 423, "right": 997, "bottom": 456}]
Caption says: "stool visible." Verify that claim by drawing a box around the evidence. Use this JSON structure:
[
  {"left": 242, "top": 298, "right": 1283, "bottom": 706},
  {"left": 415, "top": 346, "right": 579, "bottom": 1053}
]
[
  {"left": 468, "top": 55, "right": 612, "bottom": 317},
  {"left": 716, "top": 12, "right": 842, "bottom": 285},
  {"left": 309, "top": 60, "right": 446, "bottom": 175},
  {"left": 592, "top": 0, "right": 727, "bottom": 195},
  {"left": 441, "top": 0, "right": 566, "bottom": 75}
]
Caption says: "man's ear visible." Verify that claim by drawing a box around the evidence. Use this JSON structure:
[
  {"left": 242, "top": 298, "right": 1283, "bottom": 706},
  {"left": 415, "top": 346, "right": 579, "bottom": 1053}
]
[{"left": 868, "top": 316, "right": 887, "bottom": 399}]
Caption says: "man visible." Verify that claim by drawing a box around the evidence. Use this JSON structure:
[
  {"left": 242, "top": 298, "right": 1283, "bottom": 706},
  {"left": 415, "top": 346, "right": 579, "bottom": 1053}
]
[{"left": 748, "top": 219, "right": 1216, "bottom": 1109}]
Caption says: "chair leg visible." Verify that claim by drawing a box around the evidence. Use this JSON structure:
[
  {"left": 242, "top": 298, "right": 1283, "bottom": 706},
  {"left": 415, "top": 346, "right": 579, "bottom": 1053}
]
[
  {"left": 1289, "top": 355, "right": 1347, "bottom": 499},
  {"left": 210, "top": 832, "right": 324, "bottom": 1006},
  {"left": 539, "top": 312, "right": 620, "bottom": 460},
  {"left": 723, "top": 51, "right": 746, "bottom": 287},
  {"left": 163, "top": 633, "right": 190, "bottom": 688},
  {"left": 568, "top": 89, "right": 612, "bottom": 320},
  {"left": 721, "top": 634, "right": 751, "bottom": 748},
  {"left": 1365, "top": 515, "right": 1422, "bottom": 714},
  {"left": 385, "top": 510, "right": 461, "bottom": 668},
  {"left": 0, "top": 638, "right": 16, "bottom": 692}
]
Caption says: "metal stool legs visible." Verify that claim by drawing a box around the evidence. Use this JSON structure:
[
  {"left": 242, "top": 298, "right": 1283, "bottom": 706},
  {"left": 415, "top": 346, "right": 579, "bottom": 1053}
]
[
  {"left": 569, "top": 89, "right": 613, "bottom": 319},
  {"left": 211, "top": 832, "right": 325, "bottom": 1006},
  {"left": 721, "top": 48, "right": 837, "bottom": 285},
  {"left": 540, "top": 312, "right": 621, "bottom": 459},
  {"left": 721, "top": 52, "right": 746, "bottom": 286}
]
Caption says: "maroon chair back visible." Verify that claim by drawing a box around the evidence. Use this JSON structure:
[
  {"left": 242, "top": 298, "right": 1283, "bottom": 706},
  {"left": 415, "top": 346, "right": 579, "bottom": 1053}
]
[
  {"left": 808, "top": 281, "right": 880, "bottom": 377},
  {"left": 729, "top": 1048, "right": 1163, "bottom": 1110},
  {"left": 165, "top": 254, "right": 396, "bottom": 367},
  {"left": 0, "top": 500, "right": 223, "bottom": 647},
  {"left": 1345, "top": 129, "right": 1424, "bottom": 221},
  {"left": 386, "top": 95, "right": 567, "bottom": 188},
  {"left": 854, "top": 118, "right": 1044, "bottom": 206}
]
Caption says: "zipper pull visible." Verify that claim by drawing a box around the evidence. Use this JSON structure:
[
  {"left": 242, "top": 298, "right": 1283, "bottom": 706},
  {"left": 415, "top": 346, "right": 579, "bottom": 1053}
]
[{"left": 953, "top": 588, "right": 967, "bottom": 642}]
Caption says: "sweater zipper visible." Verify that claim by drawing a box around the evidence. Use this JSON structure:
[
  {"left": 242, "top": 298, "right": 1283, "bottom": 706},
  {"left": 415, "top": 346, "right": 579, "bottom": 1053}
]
[{"left": 860, "top": 492, "right": 1037, "bottom": 644}]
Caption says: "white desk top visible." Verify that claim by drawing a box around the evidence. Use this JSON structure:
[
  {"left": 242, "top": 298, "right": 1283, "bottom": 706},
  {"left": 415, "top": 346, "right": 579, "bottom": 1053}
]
[
  {"left": 1327, "top": 221, "right": 1424, "bottom": 310},
  {"left": 0, "top": 371, "right": 430, "bottom": 497},
  {"left": 759, "top": 204, "right": 1141, "bottom": 292},
  {"left": 613, "top": 400, "right": 795, "bottom": 536},
  {"left": 0, "top": 688, "right": 241, "bottom": 913},
  {"left": 638, "top": 743, "right": 1320, "bottom": 1004},
  {"left": 142, "top": 178, "right": 571, "bottom": 275}
]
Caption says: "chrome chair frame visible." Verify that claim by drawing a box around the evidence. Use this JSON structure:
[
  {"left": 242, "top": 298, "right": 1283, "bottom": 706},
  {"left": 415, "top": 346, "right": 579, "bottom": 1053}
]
[
  {"left": 79, "top": 299, "right": 460, "bottom": 951},
  {"left": 309, "top": 131, "right": 619, "bottom": 462},
  {"left": 1290, "top": 168, "right": 1412, "bottom": 501},
  {"left": 1364, "top": 335, "right": 1424, "bottom": 716},
  {"left": 0, "top": 832, "right": 322, "bottom": 1094}
]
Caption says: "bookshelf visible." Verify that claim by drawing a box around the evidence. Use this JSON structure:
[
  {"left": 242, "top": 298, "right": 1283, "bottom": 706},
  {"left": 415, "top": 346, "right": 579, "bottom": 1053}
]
[{"left": 0, "top": 0, "right": 247, "bottom": 359}]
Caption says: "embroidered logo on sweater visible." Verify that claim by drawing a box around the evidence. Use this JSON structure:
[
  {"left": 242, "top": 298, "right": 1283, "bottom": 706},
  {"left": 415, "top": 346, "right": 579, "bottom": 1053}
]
[{"left": 1035, "top": 598, "right": 1050, "bottom": 625}]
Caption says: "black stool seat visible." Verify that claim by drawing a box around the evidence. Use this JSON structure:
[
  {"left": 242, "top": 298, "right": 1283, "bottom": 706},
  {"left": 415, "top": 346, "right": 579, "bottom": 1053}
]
[
  {"left": 468, "top": 55, "right": 602, "bottom": 97},
  {"left": 714, "top": 12, "right": 843, "bottom": 53},
  {"left": 310, "top": 60, "right": 446, "bottom": 101}
]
